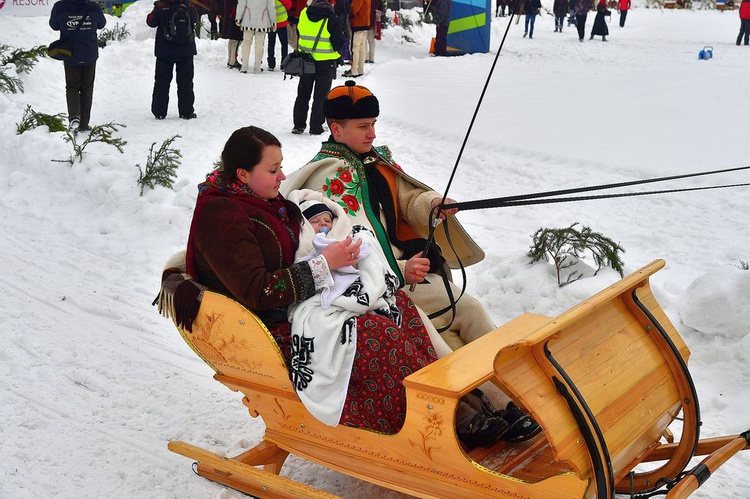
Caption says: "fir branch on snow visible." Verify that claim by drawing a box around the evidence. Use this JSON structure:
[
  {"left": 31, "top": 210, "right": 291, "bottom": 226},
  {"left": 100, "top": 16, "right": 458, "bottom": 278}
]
[
  {"left": 16, "top": 105, "right": 67, "bottom": 134},
  {"left": 0, "top": 70, "right": 24, "bottom": 94},
  {"left": 136, "top": 135, "right": 182, "bottom": 196},
  {"left": 98, "top": 23, "right": 130, "bottom": 48},
  {"left": 528, "top": 223, "right": 625, "bottom": 287},
  {"left": 0, "top": 44, "right": 46, "bottom": 93},
  {"left": 1, "top": 44, "right": 47, "bottom": 74},
  {"left": 56, "top": 122, "right": 127, "bottom": 165}
]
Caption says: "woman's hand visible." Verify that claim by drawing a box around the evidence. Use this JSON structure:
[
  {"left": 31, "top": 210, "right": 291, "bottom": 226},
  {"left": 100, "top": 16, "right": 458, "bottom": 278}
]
[
  {"left": 430, "top": 197, "right": 458, "bottom": 219},
  {"left": 321, "top": 237, "right": 363, "bottom": 270},
  {"left": 404, "top": 254, "right": 430, "bottom": 284}
]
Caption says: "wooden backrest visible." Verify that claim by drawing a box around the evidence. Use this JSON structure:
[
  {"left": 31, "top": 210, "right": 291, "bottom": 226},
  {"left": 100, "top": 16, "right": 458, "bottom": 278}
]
[
  {"left": 174, "top": 291, "right": 297, "bottom": 397},
  {"left": 493, "top": 260, "right": 697, "bottom": 494}
]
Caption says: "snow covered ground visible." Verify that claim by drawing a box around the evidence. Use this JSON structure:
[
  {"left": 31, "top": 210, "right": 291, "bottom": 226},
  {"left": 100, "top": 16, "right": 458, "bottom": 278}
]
[{"left": 1, "top": 3, "right": 748, "bottom": 497}]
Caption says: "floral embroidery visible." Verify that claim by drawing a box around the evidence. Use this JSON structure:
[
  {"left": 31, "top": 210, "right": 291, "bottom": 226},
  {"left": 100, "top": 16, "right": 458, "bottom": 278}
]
[
  {"left": 321, "top": 161, "right": 362, "bottom": 214},
  {"left": 341, "top": 194, "right": 359, "bottom": 212},
  {"left": 327, "top": 178, "right": 345, "bottom": 195},
  {"left": 338, "top": 166, "right": 353, "bottom": 183},
  {"left": 263, "top": 275, "right": 288, "bottom": 297}
]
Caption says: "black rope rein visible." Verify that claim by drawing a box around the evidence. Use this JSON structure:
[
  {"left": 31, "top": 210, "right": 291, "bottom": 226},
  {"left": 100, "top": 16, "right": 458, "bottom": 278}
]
[{"left": 440, "top": 165, "right": 750, "bottom": 213}]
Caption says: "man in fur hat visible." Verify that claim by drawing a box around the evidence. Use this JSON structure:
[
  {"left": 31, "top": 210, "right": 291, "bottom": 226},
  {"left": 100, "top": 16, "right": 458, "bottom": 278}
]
[{"left": 281, "top": 80, "right": 497, "bottom": 350}]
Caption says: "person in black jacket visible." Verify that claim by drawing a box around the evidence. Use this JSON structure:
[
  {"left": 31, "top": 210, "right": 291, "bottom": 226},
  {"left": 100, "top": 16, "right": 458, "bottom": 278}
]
[
  {"left": 574, "top": 0, "right": 593, "bottom": 42},
  {"left": 523, "top": 0, "right": 542, "bottom": 39},
  {"left": 434, "top": 0, "right": 452, "bottom": 55},
  {"left": 49, "top": 0, "right": 107, "bottom": 134},
  {"left": 590, "top": 0, "right": 611, "bottom": 41},
  {"left": 146, "top": 0, "right": 199, "bottom": 120},
  {"left": 553, "top": 0, "right": 569, "bottom": 32}
]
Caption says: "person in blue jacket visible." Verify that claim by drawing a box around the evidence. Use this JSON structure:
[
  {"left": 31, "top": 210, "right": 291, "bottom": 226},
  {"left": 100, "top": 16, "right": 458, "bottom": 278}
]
[{"left": 49, "top": 0, "right": 106, "bottom": 134}]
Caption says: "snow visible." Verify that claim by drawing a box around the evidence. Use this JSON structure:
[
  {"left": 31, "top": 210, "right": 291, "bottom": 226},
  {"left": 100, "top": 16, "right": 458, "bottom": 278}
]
[{"left": 1, "top": 3, "right": 749, "bottom": 498}]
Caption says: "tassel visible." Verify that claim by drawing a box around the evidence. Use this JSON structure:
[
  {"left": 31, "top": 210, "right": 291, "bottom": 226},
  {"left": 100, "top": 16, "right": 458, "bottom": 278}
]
[{"left": 154, "top": 272, "right": 205, "bottom": 333}]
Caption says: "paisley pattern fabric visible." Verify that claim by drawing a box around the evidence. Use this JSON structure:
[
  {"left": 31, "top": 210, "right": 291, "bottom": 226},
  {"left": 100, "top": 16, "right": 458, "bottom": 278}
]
[{"left": 271, "top": 290, "right": 437, "bottom": 434}]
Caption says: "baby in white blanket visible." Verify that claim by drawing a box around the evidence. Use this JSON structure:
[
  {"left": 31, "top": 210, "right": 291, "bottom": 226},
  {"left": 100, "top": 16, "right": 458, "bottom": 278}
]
[{"left": 295, "top": 195, "right": 375, "bottom": 309}]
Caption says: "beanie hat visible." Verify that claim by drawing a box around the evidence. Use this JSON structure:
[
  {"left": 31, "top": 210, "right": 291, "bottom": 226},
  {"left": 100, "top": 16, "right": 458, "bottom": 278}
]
[
  {"left": 300, "top": 199, "right": 335, "bottom": 221},
  {"left": 322, "top": 80, "right": 380, "bottom": 120}
]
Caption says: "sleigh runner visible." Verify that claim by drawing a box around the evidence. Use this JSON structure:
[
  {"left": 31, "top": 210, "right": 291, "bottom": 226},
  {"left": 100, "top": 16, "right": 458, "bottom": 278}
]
[{"left": 165, "top": 259, "right": 749, "bottom": 498}]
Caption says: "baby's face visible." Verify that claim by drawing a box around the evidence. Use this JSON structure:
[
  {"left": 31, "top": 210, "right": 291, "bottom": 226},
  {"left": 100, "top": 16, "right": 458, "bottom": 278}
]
[{"left": 309, "top": 212, "right": 333, "bottom": 233}]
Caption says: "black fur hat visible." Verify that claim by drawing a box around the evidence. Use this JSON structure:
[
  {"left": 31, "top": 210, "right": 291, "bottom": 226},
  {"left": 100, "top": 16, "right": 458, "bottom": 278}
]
[{"left": 323, "top": 80, "right": 380, "bottom": 119}]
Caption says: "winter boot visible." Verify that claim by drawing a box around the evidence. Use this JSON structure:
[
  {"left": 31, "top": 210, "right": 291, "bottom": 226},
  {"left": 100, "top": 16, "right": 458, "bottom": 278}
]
[{"left": 68, "top": 117, "right": 80, "bottom": 136}]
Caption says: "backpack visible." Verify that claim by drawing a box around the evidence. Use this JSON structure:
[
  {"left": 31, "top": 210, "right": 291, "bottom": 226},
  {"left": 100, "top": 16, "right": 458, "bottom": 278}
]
[{"left": 163, "top": 1, "right": 194, "bottom": 44}]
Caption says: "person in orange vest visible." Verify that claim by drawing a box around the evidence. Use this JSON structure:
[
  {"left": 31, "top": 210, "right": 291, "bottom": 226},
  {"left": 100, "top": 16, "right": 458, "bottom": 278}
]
[
  {"left": 737, "top": 0, "right": 750, "bottom": 45},
  {"left": 617, "top": 0, "right": 630, "bottom": 27}
]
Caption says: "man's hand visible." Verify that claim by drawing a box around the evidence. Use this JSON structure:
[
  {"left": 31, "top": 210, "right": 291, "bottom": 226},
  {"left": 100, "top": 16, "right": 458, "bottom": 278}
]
[
  {"left": 404, "top": 254, "right": 430, "bottom": 284},
  {"left": 430, "top": 197, "right": 458, "bottom": 219}
]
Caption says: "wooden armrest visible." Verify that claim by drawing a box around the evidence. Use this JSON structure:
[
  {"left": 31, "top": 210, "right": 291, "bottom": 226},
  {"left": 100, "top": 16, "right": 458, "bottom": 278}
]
[
  {"left": 403, "top": 313, "right": 551, "bottom": 398},
  {"left": 665, "top": 430, "right": 750, "bottom": 498}
]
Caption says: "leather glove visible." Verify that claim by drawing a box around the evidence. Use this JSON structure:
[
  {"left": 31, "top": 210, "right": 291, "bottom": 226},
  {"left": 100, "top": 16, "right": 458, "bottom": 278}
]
[{"left": 272, "top": 23, "right": 277, "bottom": 31}]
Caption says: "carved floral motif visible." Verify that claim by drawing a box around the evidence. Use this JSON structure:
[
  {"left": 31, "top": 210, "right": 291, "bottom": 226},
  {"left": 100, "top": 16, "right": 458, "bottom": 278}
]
[{"left": 409, "top": 412, "right": 445, "bottom": 460}]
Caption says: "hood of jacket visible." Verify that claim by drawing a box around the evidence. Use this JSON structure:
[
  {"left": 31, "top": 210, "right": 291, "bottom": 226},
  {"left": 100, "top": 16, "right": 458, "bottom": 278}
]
[{"left": 306, "top": 0, "right": 333, "bottom": 21}]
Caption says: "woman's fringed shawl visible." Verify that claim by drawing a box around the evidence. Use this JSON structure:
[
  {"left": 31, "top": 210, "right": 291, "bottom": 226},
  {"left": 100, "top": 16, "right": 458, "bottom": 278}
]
[{"left": 153, "top": 251, "right": 206, "bottom": 333}]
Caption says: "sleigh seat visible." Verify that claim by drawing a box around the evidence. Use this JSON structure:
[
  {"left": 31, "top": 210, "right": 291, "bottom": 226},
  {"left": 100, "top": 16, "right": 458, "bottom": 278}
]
[{"left": 167, "top": 259, "right": 749, "bottom": 498}]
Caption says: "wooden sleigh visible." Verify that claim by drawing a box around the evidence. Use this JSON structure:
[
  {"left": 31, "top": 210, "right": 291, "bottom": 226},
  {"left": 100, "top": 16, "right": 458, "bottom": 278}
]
[{"left": 167, "top": 259, "right": 749, "bottom": 498}]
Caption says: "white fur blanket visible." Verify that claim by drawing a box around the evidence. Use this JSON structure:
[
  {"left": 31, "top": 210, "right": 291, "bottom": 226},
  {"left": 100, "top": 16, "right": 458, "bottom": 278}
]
[{"left": 287, "top": 189, "right": 400, "bottom": 426}]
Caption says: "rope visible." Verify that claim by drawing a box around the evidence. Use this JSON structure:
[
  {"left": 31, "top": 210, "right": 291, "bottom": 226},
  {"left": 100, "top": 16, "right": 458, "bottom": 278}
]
[
  {"left": 446, "top": 182, "right": 750, "bottom": 211},
  {"left": 411, "top": 1, "right": 521, "bottom": 293},
  {"left": 439, "top": 165, "right": 750, "bottom": 211}
]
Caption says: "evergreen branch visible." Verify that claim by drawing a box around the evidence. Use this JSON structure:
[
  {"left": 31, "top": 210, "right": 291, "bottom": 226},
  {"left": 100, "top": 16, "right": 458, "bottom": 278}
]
[
  {"left": 0, "top": 71, "right": 23, "bottom": 94},
  {"left": 2, "top": 45, "right": 47, "bottom": 73},
  {"left": 1, "top": 44, "right": 47, "bottom": 93},
  {"left": 528, "top": 223, "right": 625, "bottom": 287},
  {"left": 16, "top": 105, "right": 67, "bottom": 134},
  {"left": 98, "top": 23, "right": 130, "bottom": 48},
  {"left": 137, "top": 135, "right": 182, "bottom": 195},
  {"left": 59, "top": 122, "right": 127, "bottom": 164}
]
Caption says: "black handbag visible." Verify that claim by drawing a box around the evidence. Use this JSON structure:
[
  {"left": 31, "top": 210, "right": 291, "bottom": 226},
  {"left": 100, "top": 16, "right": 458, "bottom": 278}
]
[
  {"left": 281, "top": 51, "right": 316, "bottom": 77},
  {"left": 282, "top": 19, "right": 327, "bottom": 79},
  {"left": 47, "top": 39, "right": 73, "bottom": 61}
]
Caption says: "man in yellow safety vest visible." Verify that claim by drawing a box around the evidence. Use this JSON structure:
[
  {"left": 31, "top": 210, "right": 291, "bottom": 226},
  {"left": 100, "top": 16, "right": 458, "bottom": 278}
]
[{"left": 292, "top": 0, "right": 345, "bottom": 135}]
